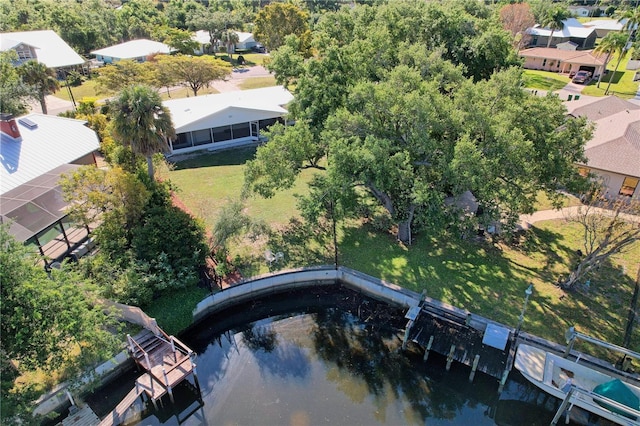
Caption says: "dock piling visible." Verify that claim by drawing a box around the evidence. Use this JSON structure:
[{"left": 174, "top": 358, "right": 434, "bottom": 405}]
[
  {"left": 469, "top": 354, "right": 480, "bottom": 383},
  {"left": 423, "top": 336, "right": 435, "bottom": 362},
  {"left": 445, "top": 345, "right": 456, "bottom": 371}
]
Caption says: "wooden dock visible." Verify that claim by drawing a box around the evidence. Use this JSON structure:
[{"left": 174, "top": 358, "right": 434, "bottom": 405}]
[
  {"left": 97, "top": 387, "right": 142, "bottom": 426},
  {"left": 96, "top": 327, "right": 200, "bottom": 426},
  {"left": 404, "top": 298, "right": 514, "bottom": 382}
]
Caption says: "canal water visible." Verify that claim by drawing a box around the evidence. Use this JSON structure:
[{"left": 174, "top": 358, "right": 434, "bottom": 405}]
[{"left": 86, "top": 287, "right": 583, "bottom": 425}]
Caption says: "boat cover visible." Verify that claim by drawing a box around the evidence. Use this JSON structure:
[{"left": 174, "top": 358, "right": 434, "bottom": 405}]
[{"left": 593, "top": 379, "right": 639, "bottom": 419}]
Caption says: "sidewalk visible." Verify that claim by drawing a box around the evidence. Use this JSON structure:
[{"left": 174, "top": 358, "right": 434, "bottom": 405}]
[{"left": 518, "top": 206, "right": 640, "bottom": 230}]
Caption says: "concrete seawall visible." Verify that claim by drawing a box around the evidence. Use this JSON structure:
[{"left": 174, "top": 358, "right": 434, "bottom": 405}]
[{"left": 193, "top": 266, "right": 422, "bottom": 323}]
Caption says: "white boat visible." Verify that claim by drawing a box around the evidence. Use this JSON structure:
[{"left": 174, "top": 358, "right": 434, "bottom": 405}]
[{"left": 514, "top": 344, "right": 640, "bottom": 425}]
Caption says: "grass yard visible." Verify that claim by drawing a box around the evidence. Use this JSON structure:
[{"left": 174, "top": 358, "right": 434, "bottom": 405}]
[
  {"left": 522, "top": 70, "right": 570, "bottom": 91},
  {"left": 166, "top": 149, "right": 640, "bottom": 357},
  {"left": 54, "top": 78, "right": 112, "bottom": 102},
  {"left": 582, "top": 50, "right": 638, "bottom": 99},
  {"left": 238, "top": 76, "right": 277, "bottom": 90}
]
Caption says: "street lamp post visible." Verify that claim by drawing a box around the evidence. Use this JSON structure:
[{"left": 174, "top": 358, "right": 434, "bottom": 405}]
[{"left": 516, "top": 284, "right": 534, "bottom": 336}]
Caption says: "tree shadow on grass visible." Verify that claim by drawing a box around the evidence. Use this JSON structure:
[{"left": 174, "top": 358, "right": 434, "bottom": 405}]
[
  {"left": 508, "top": 227, "right": 578, "bottom": 284},
  {"left": 169, "top": 146, "right": 257, "bottom": 170}
]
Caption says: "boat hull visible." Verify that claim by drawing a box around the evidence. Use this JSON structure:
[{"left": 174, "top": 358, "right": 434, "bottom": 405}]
[{"left": 514, "top": 344, "right": 640, "bottom": 426}]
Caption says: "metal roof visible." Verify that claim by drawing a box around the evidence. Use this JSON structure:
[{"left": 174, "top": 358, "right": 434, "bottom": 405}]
[
  {"left": 91, "top": 39, "right": 173, "bottom": 60},
  {"left": 1, "top": 114, "right": 100, "bottom": 194},
  {"left": 1, "top": 164, "right": 79, "bottom": 242},
  {"left": 163, "top": 86, "right": 293, "bottom": 133},
  {"left": 0, "top": 30, "right": 86, "bottom": 68},
  {"left": 528, "top": 18, "right": 596, "bottom": 39}
]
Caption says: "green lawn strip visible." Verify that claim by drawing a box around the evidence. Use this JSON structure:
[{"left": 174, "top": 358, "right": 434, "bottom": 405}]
[
  {"left": 582, "top": 49, "right": 638, "bottom": 99},
  {"left": 143, "top": 286, "right": 209, "bottom": 336},
  {"left": 522, "top": 70, "right": 570, "bottom": 91},
  {"left": 159, "top": 85, "right": 219, "bottom": 101},
  {"left": 534, "top": 191, "right": 583, "bottom": 211},
  {"left": 238, "top": 76, "right": 277, "bottom": 90},
  {"left": 55, "top": 79, "right": 111, "bottom": 102},
  {"left": 167, "top": 150, "right": 639, "bottom": 356}
]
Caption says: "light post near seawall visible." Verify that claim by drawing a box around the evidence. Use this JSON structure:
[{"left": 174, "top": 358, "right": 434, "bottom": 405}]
[{"left": 516, "top": 284, "right": 534, "bottom": 336}]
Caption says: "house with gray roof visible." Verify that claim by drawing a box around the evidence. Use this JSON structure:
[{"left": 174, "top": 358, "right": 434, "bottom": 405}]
[
  {"left": 164, "top": 86, "right": 293, "bottom": 155},
  {"left": 0, "top": 113, "right": 100, "bottom": 265},
  {"left": 526, "top": 18, "right": 597, "bottom": 50},
  {"left": 566, "top": 96, "right": 640, "bottom": 200}
]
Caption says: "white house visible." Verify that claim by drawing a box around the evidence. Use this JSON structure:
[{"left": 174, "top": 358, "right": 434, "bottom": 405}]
[
  {"left": 0, "top": 30, "right": 86, "bottom": 71},
  {"left": 566, "top": 96, "right": 640, "bottom": 200},
  {"left": 91, "top": 39, "right": 173, "bottom": 64},
  {"left": 0, "top": 113, "right": 100, "bottom": 264},
  {"left": 234, "top": 32, "right": 257, "bottom": 51},
  {"left": 163, "top": 86, "right": 293, "bottom": 155},
  {"left": 192, "top": 30, "right": 257, "bottom": 55}
]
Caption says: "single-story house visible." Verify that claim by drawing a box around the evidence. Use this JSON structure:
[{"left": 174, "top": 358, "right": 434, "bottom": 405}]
[
  {"left": 0, "top": 113, "right": 100, "bottom": 265},
  {"left": 91, "top": 39, "right": 173, "bottom": 64},
  {"left": 565, "top": 96, "right": 640, "bottom": 200},
  {"left": 164, "top": 86, "right": 293, "bottom": 155},
  {"left": 191, "top": 30, "right": 257, "bottom": 55},
  {"left": 526, "top": 18, "right": 597, "bottom": 50},
  {"left": 234, "top": 32, "right": 257, "bottom": 51},
  {"left": 193, "top": 30, "right": 211, "bottom": 55},
  {"left": 519, "top": 47, "right": 605, "bottom": 76},
  {"left": 568, "top": 6, "right": 597, "bottom": 18},
  {"left": 582, "top": 19, "right": 634, "bottom": 38},
  {"left": 0, "top": 30, "right": 86, "bottom": 75}
]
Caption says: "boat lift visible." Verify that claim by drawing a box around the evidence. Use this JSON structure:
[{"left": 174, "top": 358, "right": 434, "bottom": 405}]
[
  {"left": 551, "top": 385, "right": 640, "bottom": 426},
  {"left": 564, "top": 327, "right": 640, "bottom": 371}
]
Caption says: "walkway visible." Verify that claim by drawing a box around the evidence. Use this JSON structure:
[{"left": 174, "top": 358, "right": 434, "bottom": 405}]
[{"left": 518, "top": 206, "right": 640, "bottom": 230}]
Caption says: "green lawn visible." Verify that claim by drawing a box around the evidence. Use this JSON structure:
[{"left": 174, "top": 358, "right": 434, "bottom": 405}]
[
  {"left": 582, "top": 50, "right": 638, "bottom": 99},
  {"left": 238, "top": 76, "right": 277, "bottom": 90},
  {"left": 166, "top": 149, "right": 640, "bottom": 356},
  {"left": 522, "top": 70, "right": 570, "bottom": 91},
  {"left": 54, "top": 79, "right": 112, "bottom": 102}
]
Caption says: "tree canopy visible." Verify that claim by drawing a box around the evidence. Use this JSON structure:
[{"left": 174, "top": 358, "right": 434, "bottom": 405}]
[
  {"left": 246, "top": 1, "right": 590, "bottom": 245},
  {"left": 253, "top": 2, "right": 310, "bottom": 52},
  {"left": 154, "top": 54, "right": 232, "bottom": 96},
  {"left": 0, "top": 225, "right": 119, "bottom": 372}
]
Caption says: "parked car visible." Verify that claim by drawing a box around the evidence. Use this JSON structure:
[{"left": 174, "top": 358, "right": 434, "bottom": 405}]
[
  {"left": 572, "top": 70, "right": 592, "bottom": 84},
  {"left": 252, "top": 44, "right": 266, "bottom": 53}
]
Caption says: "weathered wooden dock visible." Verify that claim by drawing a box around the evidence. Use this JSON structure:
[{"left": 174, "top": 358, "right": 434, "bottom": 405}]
[
  {"left": 403, "top": 295, "right": 517, "bottom": 386},
  {"left": 97, "top": 327, "right": 200, "bottom": 426}
]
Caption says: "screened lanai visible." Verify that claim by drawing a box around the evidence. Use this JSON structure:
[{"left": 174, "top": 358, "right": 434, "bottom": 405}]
[{"left": 0, "top": 164, "right": 95, "bottom": 266}]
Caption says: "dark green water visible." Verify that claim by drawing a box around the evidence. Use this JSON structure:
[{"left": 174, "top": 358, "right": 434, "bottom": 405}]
[{"left": 85, "top": 287, "right": 583, "bottom": 425}]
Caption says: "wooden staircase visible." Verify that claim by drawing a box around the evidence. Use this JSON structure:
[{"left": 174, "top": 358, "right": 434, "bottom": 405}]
[{"left": 98, "top": 326, "right": 200, "bottom": 426}]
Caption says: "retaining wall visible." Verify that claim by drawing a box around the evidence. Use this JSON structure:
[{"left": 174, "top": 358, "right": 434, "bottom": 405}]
[{"left": 192, "top": 266, "right": 425, "bottom": 322}]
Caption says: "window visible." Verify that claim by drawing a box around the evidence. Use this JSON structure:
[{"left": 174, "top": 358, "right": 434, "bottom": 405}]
[
  {"left": 619, "top": 176, "right": 639, "bottom": 197},
  {"left": 212, "top": 125, "right": 232, "bottom": 142},
  {"left": 172, "top": 133, "right": 193, "bottom": 150},
  {"left": 193, "top": 129, "right": 212, "bottom": 146},
  {"left": 542, "top": 59, "right": 547, "bottom": 67},
  {"left": 232, "top": 122, "right": 251, "bottom": 139}
]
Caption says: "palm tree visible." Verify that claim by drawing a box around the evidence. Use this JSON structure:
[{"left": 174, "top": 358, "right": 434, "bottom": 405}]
[
  {"left": 220, "top": 29, "right": 239, "bottom": 60},
  {"left": 604, "top": 40, "right": 630, "bottom": 95},
  {"left": 111, "top": 85, "right": 176, "bottom": 179},
  {"left": 594, "top": 32, "right": 628, "bottom": 88},
  {"left": 542, "top": 6, "right": 571, "bottom": 48},
  {"left": 18, "top": 61, "right": 59, "bottom": 115},
  {"left": 618, "top": 6, "right": 640, "bottom": 43}
]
